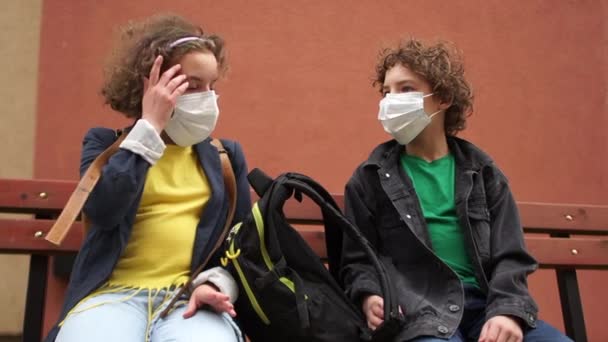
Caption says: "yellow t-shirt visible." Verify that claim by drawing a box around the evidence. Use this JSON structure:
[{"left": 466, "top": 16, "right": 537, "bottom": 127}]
[{"left": 109, "top": 144, "right": 210, "bottom": 289}]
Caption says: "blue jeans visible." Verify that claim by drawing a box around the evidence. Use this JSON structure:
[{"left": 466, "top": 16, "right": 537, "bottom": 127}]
[
  {"left": 410, "top": 286, "right": 572, "bottom": 342},
  {"left": 56, "top": 288, "right": 243, "bottom": 342}
]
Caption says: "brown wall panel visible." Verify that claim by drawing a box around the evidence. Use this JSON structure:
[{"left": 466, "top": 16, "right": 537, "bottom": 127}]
[
  {"left": 34, "top": 0, "right": 606, "bottom": 340},
  {"left": 0, "top": 0, "right": 42, "bottom": 334}
]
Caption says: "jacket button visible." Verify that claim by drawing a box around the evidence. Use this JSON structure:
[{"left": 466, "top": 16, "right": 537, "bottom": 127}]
[
  {"left": 449, "top": 304, "right": 460, "bottom": 312},
  {"left": 405, "top": 214, "right": 412, "bottom": 219},
  {"left": 437, "top": 325, "right": 449, "bottom": 334},
  {"left": 385, "top": 173, "right": 390, "bottom": 178}
]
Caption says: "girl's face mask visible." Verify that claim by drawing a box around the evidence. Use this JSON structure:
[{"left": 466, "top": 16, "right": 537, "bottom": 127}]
[{"left": 164, "top": 90, "right": 219, "bottom": 146}]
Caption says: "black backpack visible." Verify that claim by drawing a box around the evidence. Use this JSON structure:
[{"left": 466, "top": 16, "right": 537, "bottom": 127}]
[{"left": 220, "top": 169, "right": 405, "bottom": 341}]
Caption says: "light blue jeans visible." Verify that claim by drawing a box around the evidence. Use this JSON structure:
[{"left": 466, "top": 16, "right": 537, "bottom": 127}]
[{"left": 56, "top": 288, "right": 243, "bottom": 342}]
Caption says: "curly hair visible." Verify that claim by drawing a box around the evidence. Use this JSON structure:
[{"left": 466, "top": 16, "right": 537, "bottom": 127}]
[
  {"left": 101, "top": 14, "right": 227, "bottom": 118},
  {"left": 374, "top": 39, "right": 473, "bottom": 135}
]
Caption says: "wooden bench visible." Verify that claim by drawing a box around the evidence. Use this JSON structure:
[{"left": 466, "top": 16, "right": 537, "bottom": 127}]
[{"left": 1, "top": 178, "right": 607, "bottom": 342}]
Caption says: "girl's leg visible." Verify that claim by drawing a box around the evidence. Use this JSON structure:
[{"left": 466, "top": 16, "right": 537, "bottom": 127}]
[
  {"left": 150, "top": 303, "right": 242, "bottom": 342},
  {"left": 56, "top": 290, "right": 148, "bottom": 342}
]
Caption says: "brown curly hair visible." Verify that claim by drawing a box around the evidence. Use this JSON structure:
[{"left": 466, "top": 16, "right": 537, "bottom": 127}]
[
  {"left": 101, "top": 14, "right": 227, "bottom": 118},
  {"left": 374, "top": 39, "right": 473, "bottom": 135}
]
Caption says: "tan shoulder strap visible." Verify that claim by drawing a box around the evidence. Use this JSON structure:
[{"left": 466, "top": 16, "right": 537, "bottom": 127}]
[
  {"left": 45, "top": 130, "right": 128, "bottom": 245},
  {"left": 209, "top": 139, "right": 238, "bottom": 231},
  {"left": 159, "top": 138, "right": 237, "bottom": 318}
]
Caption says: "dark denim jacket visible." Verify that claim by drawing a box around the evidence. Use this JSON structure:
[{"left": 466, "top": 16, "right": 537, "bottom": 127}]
[
  {"left": 45, "top": 128, "right": 252, "bottom": 342},
  {"left": 340, "top": 137, "right": 538, "bottom": 341}
]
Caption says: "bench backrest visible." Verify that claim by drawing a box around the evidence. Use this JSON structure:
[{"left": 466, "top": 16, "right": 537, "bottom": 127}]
[{"left": 1, "top": 178, "right": 607, "bottom": 268}]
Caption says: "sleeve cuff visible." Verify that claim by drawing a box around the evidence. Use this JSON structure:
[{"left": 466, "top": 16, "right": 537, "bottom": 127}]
[
  {"left": 119, "top": 119, "right": 166, "bottom": 165},
  {"left": 191, "top": 267, "right": 239, "bottom": 303},
  {"left": 486, "top": 303, "right": 538, "bottom": 329}
]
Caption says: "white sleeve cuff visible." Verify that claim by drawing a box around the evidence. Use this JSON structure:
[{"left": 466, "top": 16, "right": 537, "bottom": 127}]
[
  {"left": 119, "top": 119, "right": 166, "bottom": 165},
  {"left": 192, "top": 267, "right": 239, "bottom": 303}
]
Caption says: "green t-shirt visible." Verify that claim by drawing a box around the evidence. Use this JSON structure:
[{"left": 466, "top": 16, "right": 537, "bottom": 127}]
[{"left": 401, "top": 153, "right": 479, "bottom": 287}]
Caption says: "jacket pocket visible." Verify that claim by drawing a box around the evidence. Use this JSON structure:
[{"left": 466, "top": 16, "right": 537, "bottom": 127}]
[
  {"left": 468, "top": 206, "right": 491, "bottom": 261},
  {"left": 377, "top": 219, "right": 408, "bottom": 258}
]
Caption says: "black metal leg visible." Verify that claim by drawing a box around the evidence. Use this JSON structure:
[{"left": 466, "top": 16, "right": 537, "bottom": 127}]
[
  {"left": 556, "top": 268, "right": 587, "bottom": 342},
  {"left": 22, "top": 254, "right": 48, "bottom": 342}
]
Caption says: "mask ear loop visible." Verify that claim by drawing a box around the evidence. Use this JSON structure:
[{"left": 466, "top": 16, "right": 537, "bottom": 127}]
[{"left": 422, "top": 93, "right": 441, "bottom": 119}]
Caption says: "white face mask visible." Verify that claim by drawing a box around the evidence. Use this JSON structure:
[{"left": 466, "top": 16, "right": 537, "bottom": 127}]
[
  {"left": 164, "top": 90, "right": 219, "bottom": 146},
  {"left": 378, "top": 92, "right": 440, "bottom": 145}
]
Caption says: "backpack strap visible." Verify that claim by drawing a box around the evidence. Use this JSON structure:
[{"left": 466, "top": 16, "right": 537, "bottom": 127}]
[
  {"left": 45, "top": 129, "right": 128, "bottom": 245},
  {"left": 248, "top": 167, "right": 273, "bottom": 197},
  {"left": 159, "top": 138, "right": 237, "bottom": 318}
]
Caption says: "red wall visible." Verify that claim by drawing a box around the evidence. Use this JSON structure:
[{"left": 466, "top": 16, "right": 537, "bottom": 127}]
[{"left": 35, "top": 0, "right": 607, "bottom": 340}]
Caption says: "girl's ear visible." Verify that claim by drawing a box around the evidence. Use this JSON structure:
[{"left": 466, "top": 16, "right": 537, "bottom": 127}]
[{"left": 143, "top": 77, "right": 150, "bottom": 92}]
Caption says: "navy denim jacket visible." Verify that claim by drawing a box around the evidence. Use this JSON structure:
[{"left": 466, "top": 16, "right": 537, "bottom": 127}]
[
  {"left": 340, "top": 136, "right": 539, "bottom": 341},
  {"left": 45, "top": 127, "right": 251, "bottom": 341}
]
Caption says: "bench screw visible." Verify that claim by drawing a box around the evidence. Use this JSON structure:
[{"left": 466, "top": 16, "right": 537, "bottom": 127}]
[
  {"left": 34, "top": 231, "right": 44, "bottom": 238},
  {"left": 571, "top": 249, "right": 578, "bottom": 255},
  {"left": 564, "top": 214, "right": 574, "bottom": 221},
  {"left": 39, "top": 192, "right": 48, "bottom": 199}
]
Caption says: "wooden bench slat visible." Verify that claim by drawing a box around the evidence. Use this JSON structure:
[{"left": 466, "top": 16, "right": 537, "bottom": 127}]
[
  {"left": 0, "top": 179, "right": 76, "bottom": 212},
  {"left": 519, "top": 202, "right": 608, "bottom": 234},
  {"left": 526, "top": 236, "right": 608, "bottom": 268},
  {"left": 0, "top": 218, "right": 83, "bottom": 253}
]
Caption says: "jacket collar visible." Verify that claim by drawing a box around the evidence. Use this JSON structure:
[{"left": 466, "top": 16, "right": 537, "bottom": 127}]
[{"left": 363, "top": 136, "right": 493, "bottom": 172}]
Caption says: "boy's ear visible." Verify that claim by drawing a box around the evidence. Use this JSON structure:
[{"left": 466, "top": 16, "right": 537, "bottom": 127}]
[{"left": 439, "top": 95, "right": 453, "bottom": 111}]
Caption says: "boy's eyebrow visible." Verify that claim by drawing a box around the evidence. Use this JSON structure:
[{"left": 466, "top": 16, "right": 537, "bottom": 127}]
[{"left": 382, "top": 79, "right": 416, "bottom": 89}]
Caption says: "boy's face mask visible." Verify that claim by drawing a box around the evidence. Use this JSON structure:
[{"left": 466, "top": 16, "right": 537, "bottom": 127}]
[{"left": 378, "top": 92, "right": 439, "bottom": 145}]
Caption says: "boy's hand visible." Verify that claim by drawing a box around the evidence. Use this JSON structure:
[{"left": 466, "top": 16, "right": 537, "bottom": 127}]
[
  {"left": 362, "top": 294, "right": 385, "bottom": 330},
  {"left": 479, "top": 315, "right": 523, "bottom": 342}
]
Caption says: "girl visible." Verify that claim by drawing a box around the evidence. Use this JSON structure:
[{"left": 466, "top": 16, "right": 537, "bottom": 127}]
[{"left": 47, "top": 14, "right": 250, "bottom": 342}]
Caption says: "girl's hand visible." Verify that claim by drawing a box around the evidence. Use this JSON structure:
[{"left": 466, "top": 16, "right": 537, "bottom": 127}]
[
  {"left": 183, "top": 283, "right": 236, "bottom": 318},
  {"left": 141, "top": 55, "right": 189, "bottom": 133}
]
